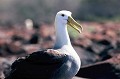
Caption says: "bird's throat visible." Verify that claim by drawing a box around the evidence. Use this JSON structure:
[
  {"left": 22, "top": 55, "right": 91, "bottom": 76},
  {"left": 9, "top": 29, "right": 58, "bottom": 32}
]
[{"left": 54, "top": 22, "right": 71, "bottom": 49}]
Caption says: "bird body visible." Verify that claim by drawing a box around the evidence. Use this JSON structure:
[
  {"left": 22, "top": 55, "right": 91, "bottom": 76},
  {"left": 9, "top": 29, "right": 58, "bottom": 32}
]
[
  {"left": 6, "top": 10, "right": 83, "bottom": 79},
  {"left": 54, "top": 46, "right": 81, "bottom": 79}
]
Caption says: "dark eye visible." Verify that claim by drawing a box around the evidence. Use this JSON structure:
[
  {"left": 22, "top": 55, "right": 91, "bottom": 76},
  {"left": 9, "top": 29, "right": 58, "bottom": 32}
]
[{"left": 61, "top": 14, "right": 65, "bottom": 17}]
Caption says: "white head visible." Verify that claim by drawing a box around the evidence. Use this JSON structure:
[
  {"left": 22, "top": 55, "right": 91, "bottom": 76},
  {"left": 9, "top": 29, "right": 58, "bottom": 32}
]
[
  {"left": 55, "top": 10, "right": 83, "bottom": 33},
  {"left": 55, "top": 10, "right": 72, "bottom": 25}
]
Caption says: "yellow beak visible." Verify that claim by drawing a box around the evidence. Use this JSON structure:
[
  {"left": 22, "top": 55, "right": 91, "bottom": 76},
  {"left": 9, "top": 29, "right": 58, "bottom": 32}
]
[{"left": 67, "top": 16, "right": 83, "bottom": 33}]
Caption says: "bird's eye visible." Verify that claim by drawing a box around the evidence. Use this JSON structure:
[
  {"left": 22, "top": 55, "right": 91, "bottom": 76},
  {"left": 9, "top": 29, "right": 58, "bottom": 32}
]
[{"left": 61, "top": 14, "right": 65, "bottom": 17}]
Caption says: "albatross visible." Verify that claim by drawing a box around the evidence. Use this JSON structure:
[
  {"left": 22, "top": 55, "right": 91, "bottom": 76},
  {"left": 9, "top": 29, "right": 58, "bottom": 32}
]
[{"left": 5, "top": 10, "right": 83, "bottom": 79}]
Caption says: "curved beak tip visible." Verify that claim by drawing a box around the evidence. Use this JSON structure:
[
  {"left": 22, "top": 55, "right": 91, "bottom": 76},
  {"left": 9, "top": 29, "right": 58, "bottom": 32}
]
[{"left": 67, "top": 16, "right": 83, "bottom": 33}]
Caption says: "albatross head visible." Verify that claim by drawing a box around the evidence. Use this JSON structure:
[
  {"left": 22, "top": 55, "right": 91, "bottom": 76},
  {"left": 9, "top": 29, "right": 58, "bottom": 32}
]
[
  {"left": 55, "top": 10, "right": 83, "bottom": 33},
  {"left": 54, "top": 10, "right": 83, "bottom": 48}
]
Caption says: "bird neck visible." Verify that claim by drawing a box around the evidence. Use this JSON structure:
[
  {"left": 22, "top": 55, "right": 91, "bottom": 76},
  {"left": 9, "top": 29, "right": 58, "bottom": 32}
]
[{"left": 54, "top": 22, "right": 71, "bottom": 49}]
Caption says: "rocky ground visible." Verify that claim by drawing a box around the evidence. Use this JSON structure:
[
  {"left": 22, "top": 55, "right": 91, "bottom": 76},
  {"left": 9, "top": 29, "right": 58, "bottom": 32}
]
[{"left": 0, "top": 21, "right": 120, "bottom": 79}]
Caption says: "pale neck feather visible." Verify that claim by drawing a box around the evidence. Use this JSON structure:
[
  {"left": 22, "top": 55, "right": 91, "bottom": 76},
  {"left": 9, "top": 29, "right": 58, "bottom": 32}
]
[
  {"left": 53, "top": 19, "right": 81, "bottom": 69},
  {"left": 54, "top": 21, "right": 72, "bottom": 49}
]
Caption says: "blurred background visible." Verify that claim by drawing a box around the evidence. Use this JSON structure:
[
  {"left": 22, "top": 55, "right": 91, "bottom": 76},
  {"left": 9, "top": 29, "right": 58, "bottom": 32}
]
[{"left": 0, "top": 0, "right": 120, "bottom": 79}]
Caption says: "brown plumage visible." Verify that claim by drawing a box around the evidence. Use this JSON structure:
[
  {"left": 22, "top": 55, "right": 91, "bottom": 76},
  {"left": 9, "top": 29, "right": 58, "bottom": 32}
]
[{"left": 5, "top": 49, "right": 69, "bottom": 79}]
